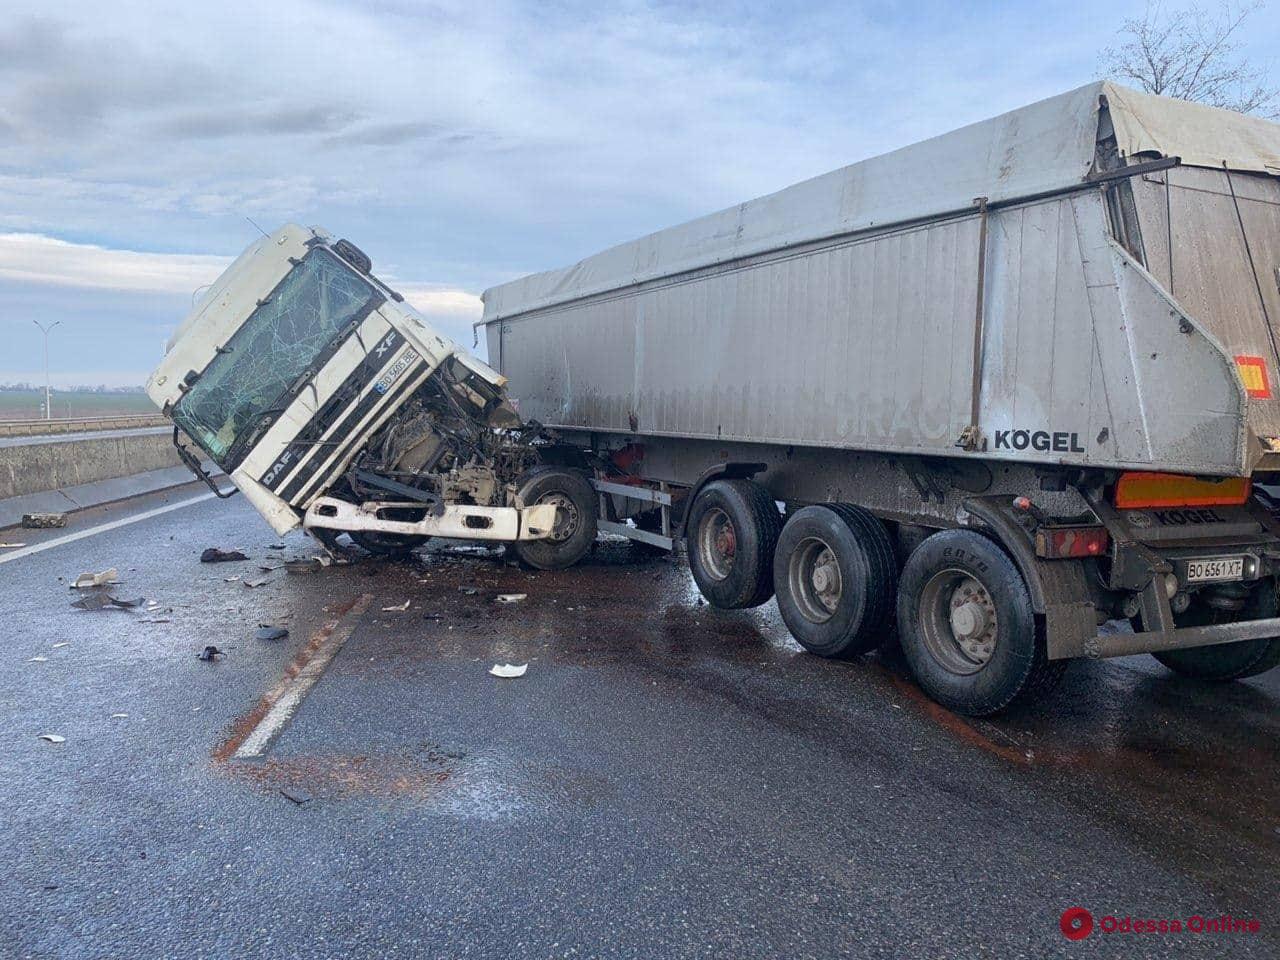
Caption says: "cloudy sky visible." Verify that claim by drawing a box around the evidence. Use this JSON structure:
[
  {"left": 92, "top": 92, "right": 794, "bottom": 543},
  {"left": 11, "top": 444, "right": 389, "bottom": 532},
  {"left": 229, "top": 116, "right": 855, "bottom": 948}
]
[{"left": 1, "top": 0, "right": 1277, "bottom": 386}]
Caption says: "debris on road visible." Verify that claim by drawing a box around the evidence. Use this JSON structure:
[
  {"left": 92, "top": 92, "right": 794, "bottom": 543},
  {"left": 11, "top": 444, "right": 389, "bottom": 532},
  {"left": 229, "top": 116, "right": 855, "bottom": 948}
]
[
  {"left": 381, "top": 600, "right": 411, "bottom": 612},
  {"left": 200, "top": 548, "right": 248, "bottom": 563},
  {"left": 22, "top": 513, "right": 66, "bottom": 529},
  {"left": 223, "top": 576, "right": 240, "bottom": 583},
  {"left": 109, "top": 597, "right": 146, "bottom": 609},
  {"left": 284, "top": 558, "right": 323, "bottom": 575},
  {"left": 489, "top": 663, "right": 528, "bottom": 678},
  {"left": 197, "top": 645, "right": 224, "bottom": 661},
  {"left": 70, "top": 593, "right": 114, "bottom": 611},
  {"left": 242, "top": 574, "right": 275, "bottom": 588},
  {"left": 51, "top": 642, "right": 68, "bottom": 648},
  {"left": 255, "top": 625, "right": 289, "bottom": 641},
  {"left": 496, "top": 593, "right": 527, "bottom": 604},
  {"left": 458, "top": 586, "right": 478, "bottom": 596},
  {"left": 27, "top": 655, "right": 48, "bottom": 663},
  {"left": 280, "top": 787, "right": 313, "bottom": 805},
  {"left": 72, "top": 568, "right": 119, "bottom": 589},
  {"left": 268, "top": 543, "right": 286, "bottom": 550},
  {"left": 110, "top": 713, "right": 129, "bottom": 719},
  {"left": 0, "top": 542, "right": 27, "bottom": 549},
  {"left": 37, "top": 734, "right": 66, "bottom": 744}
]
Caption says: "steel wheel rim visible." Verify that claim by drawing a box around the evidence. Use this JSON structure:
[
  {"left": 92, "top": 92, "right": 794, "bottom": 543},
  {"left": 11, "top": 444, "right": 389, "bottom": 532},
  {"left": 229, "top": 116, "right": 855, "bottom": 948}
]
[
  {"left": 698, "top": 507, "right": 736, "bottom": 581},
  {"left": 539, "top": 491, "right": 579, "bottom": 543},
  {"left": 787, "top": 536, "right": 842, "bottom": 623},
  {"left": 918, "top": 568, "right": 999, "bottom": 675}
]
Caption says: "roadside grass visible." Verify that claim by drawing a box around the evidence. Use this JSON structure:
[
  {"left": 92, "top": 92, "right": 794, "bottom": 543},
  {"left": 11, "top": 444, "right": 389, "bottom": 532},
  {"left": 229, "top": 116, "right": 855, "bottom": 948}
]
[{"left": 0, "top": 391, "right": 158, "bottom": 420}]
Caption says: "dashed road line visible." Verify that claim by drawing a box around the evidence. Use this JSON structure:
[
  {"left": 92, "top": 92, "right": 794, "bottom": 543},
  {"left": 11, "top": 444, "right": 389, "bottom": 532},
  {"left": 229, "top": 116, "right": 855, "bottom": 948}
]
[{"left": 224, "top": 593, "right": 374, "bottom": 760}]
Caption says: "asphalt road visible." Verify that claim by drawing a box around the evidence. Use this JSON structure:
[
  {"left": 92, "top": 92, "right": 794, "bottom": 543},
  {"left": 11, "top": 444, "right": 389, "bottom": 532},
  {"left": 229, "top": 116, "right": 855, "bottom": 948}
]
[{"left": 1, "top": 486, "right": 1277, "bottom": 959}]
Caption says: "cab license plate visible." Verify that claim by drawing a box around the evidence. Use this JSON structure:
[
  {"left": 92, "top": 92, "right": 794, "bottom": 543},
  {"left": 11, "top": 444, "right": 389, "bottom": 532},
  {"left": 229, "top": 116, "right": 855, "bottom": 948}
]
[{"left": 1185, "top": 557, "right": 1245, "bottom": 583}]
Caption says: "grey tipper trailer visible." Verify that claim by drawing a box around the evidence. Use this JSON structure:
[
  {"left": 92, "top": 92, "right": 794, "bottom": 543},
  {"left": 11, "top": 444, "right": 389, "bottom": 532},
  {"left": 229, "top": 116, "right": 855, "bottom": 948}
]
[{"left": 480, "top": 82, "right": 1280, "bottom": 715}]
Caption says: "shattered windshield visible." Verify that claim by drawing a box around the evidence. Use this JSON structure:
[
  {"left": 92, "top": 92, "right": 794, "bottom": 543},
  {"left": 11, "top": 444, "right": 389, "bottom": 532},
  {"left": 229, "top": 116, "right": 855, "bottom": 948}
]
[{"left": 172, "top": 248, "right": 379, "bottom": 468}]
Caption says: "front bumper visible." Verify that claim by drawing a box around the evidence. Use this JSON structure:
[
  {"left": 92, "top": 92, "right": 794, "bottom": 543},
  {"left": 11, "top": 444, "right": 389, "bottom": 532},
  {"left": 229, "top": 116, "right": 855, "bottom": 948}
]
[{"left": 303, "top": 496, "right": 557, "bottom": 541}]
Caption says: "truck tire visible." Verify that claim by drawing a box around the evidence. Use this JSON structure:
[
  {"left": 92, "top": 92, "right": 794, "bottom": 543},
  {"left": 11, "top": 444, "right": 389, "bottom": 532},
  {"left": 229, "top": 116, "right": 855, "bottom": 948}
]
[
  {"left": 686, "top": 479, "right": 781, "bottom": 608},
  {"left": 773, "top": 504, "right": 897, "bottom": 658},
  {"left": 896, "top": 529, "right": 1066, "bottom": 716},
  {"left": 512, "top": 469, "right": 597, "bottom": 571},
  {"left": 1152, "top": 584, "right": 1280, "bottom": 680}
]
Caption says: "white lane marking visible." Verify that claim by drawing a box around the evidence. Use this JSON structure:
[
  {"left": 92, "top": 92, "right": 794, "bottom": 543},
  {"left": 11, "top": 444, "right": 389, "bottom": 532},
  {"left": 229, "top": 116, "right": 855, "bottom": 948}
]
[
  {"left": 0, "top": 493, "right": 215, "bottom": 564},
  {"left": 233, "top": 595, "right": 372, "bottom": 758}
]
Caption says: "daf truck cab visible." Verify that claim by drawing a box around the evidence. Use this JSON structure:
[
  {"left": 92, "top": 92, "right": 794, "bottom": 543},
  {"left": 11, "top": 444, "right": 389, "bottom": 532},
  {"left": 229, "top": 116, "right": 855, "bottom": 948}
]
[{"left": 146, "top": 224, "right": 597, "bottom": 568}]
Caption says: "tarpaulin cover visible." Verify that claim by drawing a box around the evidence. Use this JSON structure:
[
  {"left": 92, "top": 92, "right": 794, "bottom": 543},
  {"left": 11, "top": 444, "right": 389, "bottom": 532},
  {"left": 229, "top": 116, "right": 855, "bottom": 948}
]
[{"left": 481, "top": 82, "right": 1280, "bottom": 323}]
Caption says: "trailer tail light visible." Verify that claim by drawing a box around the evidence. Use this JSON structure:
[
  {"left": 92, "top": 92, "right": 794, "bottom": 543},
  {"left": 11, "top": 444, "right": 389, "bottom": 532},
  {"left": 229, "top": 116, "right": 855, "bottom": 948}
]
[
  {"left": 1113, "top": 472, "right": 1251, "bottom": 509},
  {"left": 1034, "top": 526, "right": 1109, "bottom": 559}
]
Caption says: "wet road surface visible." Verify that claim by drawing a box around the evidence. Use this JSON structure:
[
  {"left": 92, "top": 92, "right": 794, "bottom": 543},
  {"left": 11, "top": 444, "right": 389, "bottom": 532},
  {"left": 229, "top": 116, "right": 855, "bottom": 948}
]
[{"left": 1, "top": 486, "right": 1277, "bottom": 958}]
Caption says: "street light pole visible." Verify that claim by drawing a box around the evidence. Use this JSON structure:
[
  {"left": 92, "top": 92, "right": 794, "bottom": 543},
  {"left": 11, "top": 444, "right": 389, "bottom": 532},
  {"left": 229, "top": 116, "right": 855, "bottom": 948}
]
[{"left": 32, "top": 320, "right": 61, "bottom": 420}]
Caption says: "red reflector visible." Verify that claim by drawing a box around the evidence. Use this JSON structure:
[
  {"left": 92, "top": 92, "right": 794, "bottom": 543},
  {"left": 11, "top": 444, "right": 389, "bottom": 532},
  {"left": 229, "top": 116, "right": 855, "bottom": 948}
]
[
  {"left": 1035, "top": 526, "right": 1110, "bottom": 560},
  {"left": 1114, "top": 472, "right": 1251, "bottom": 509}
]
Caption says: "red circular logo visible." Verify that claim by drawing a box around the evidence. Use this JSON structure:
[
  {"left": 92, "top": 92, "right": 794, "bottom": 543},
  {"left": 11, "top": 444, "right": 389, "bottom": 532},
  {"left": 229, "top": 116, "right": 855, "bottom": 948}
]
[{"left": 1060, "top": 907, "right": 1094, "bottom": 940}]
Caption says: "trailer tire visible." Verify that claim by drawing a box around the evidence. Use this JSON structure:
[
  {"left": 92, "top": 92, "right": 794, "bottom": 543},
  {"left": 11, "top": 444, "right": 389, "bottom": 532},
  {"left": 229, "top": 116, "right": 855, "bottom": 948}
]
[
  {"left": 1152, "top": 584, "right": 1280, "bottom": 680},
  {"left": 773, "top": 504, "right": 896, "bottom": 658},
  {"left": 686, "top": 479, "right": 781, "bottom": 608},
  {"left": 512, "top": 469, "right": 597, "bottom": 571},
  {"left": 897, "top": 530, "right": 1065, "bottom": 716}
]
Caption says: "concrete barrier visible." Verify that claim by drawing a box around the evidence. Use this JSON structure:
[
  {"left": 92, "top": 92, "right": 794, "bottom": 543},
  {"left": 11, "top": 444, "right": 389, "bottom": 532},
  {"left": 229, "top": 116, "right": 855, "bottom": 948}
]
[
  {"left": 0, "top": 428, "right": 180, "bottom": 500},
  {"left": 0, "top": 414, "right": 168, "bottom": 437}
]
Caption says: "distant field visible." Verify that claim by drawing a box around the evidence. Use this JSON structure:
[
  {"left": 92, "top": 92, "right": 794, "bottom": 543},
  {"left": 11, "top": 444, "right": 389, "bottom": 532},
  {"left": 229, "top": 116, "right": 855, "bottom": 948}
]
[{"left": 0, "top": 391, "right": 159, "bottom": 420}]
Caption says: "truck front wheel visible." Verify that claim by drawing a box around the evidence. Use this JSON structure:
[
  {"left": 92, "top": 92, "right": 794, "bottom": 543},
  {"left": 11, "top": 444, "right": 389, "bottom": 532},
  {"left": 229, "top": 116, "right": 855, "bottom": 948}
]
[
  {"left": 512, "top": 469, "right": 597, "bottom": 571},
  {"left": 773, "top": 503, "right": 896, "bottom": 657},
  {"left": 686, "top": 479, "right": 781, "bottom": 608},
  {"left": 896, "top": 530, "right": 1066, "bottom": 716},
  {"left": 1152, "top": 584, "right": 1280, "bottom": 680}
]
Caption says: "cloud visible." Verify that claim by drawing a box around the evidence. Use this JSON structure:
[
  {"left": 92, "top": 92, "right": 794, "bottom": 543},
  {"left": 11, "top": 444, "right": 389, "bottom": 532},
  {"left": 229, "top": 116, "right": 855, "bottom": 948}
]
[
  {"left": 395, "top": 283, "right": 483, "bottom": 318},
  {"left": 0, "top": 233, "right": 230, "bottom": 295}
]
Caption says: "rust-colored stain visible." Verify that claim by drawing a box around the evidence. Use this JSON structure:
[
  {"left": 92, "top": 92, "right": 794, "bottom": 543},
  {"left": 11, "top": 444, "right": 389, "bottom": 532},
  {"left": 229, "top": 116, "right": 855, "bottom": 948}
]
[
  {"left": 212, "top": 592, "right": 373, "bottom": 763},
  {"left": 884, "top": 669, "right": 1037, "bottom": 766},
  {"left": 224, "top": 751, "right": 455, "bottom": 800}
]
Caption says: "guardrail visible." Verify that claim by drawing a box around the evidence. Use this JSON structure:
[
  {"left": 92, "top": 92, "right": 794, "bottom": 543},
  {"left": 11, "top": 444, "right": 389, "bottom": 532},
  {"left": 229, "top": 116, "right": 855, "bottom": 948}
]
[{"left": 0, "top": 414, "right": 168, "bottom": 438}]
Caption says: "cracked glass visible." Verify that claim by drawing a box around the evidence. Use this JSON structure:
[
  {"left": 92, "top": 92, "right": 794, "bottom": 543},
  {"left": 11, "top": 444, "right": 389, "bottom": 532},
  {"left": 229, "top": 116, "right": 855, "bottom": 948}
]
[{"left": 173, "top": 248, "right": 377, "bottom": 468}]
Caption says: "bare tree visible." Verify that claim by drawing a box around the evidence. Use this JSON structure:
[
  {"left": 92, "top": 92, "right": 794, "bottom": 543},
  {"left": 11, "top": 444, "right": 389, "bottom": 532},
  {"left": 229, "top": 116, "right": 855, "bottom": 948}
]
[{"left": 1100, "top": 1, "right": 1278, "bottom": 117}]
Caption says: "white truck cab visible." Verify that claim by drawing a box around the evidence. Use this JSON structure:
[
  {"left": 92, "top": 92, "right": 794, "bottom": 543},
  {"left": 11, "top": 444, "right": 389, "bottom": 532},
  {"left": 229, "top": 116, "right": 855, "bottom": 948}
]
[{"left": 147, "top": 224, "right": 595, "bottom": 567}]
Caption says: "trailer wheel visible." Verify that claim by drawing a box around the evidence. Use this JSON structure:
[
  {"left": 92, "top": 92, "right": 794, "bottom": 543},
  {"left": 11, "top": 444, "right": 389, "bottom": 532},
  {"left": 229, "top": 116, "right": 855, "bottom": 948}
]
[
  {"left": 686, "top": 479, "right": 781, "bottom": 608},
  {"left": 772, "top": 504, "right": 896, "bottom": 657},
  {"left": 896, "top": 530, "right": 1066, "bottom": 716},
  {"left": 512, "top": 469, "right": 597, "bottom": 571},
  {"left": 1152, "top": 584, "right": 1280, "bottom": 680}
]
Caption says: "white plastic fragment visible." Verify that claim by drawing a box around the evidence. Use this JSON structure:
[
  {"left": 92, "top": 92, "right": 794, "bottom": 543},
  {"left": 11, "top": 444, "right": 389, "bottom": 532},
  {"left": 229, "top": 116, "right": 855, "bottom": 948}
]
[
  {"left": 27, "top": 656, "right": 48, "bottom": 663},
  {"left": 495, "top": 593, "right": 527, "bottom": 604},
  {"left": 37, "top": 734, "right": 65, "bottom": 743},
  {"left": 489, "top": 663, "right": 528, "bottom": 678},
  {"left": 0, "top": 542, "right": 26, "bottom": 548},
  {"left": 73, "top": 568, "right": 119, "bottom": 589},
  {"left": 381, "top": 600, "right": 411, "bottom": 612},
  {"left": 51, "top": 642, "right": 68, "bottom": 649},
  {"left": 110, "top": 713, "right": 129, "bottom": 719}
]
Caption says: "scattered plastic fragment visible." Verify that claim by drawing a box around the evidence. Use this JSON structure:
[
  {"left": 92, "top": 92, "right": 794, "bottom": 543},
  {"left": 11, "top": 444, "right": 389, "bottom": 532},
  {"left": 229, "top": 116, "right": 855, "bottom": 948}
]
[
  {"left": 255, "top": 625, "right": 289, "bottom": 641},
  {"left": 0, "top": 542, "right": 27, "bottom": 548},
  {"left": 37, "top": 734, "right": 65, "bottom": 744},
  {"left": 458, "top": 586, "right": 478, "bottom": 596},
  {"left": 22, "top": 513, "right": 66, "bottom": 529},
  {"left": 495, "top": 593, "right": 527, "bottom": 604},
  {"left": 268, "top": 543, "right": 286, "bottom": 550},
  {"left": 72, "top": 568, "right": 119, "bottom": 589},
  {"left": 381, "top": 600, "right": 411, "bottom": 612},
  {"left": 197, "top": 645, "right": 224, "bottom": 661},
  {"left": 284, "top": 558, "right": 323, "bottom": 575},
  {"left": 140, "top": 617, "right": 172, "bottom": 624},
  {"left": 27, "top": 655, "right": 48, "bottom": 663},
  {"left": 280, "top": 787, "right": 313, "bottom": 805},
  {"left": 110, "top": 713, "right": 129, "bottom": 719},
  {"left": 51, "top": 642, "right": 68, "bottom": 649},
  {"left": 223, "top": 576, "right": 240, "bottom": 583},
  {"left": 109, "top": 597, "right": 146, "bottom": 609},
  {"left": 243, "top": 574, "right": 275, "bottom": 588},
  {"left": 200, "top": 548, "right": 248, "bottom": 563},
  {"left": 70, "top": 593, "right": 115, "bottom": 611},
  {"left": 489, "top": 663, "right": 528, "bottom": 678}
]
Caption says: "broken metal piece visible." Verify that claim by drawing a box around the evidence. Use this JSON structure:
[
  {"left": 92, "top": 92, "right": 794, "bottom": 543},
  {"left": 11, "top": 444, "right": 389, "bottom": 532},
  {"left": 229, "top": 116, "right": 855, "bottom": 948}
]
[
  {"left": 284, "top": 558, "right": 323, "bottom": 575},
  {"left": 255, "top": 625, "right": 289, "bottom": 641},
  {"left": 200, "top": 548, "right": 248, "bottom": 563},
  {"left": 196, "top": 645, "right": 224, "bottom": 661},
  {"left": 22, "top": 513, "right": 66, "bottom": 529},
  {"left": 280, "top": 787, "right": 313, "bottom": 805},
  {"left": 70, "top": 593, "right": 115, "bottom": 611}
]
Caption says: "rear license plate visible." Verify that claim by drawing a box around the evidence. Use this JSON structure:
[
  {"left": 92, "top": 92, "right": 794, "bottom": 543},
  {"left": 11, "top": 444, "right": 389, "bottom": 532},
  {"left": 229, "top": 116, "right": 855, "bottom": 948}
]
[{"left": 1185, "top": 557, "right": 1245, "bottom": 583}]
